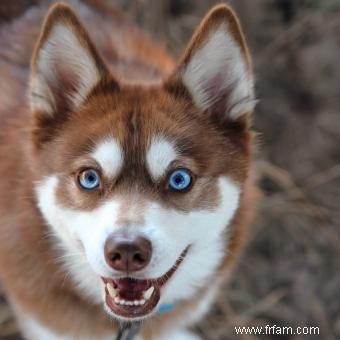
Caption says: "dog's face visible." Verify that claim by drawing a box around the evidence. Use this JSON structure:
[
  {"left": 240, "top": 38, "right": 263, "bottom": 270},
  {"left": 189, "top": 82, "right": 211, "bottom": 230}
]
[{"left": 31, "top": 4, "right": 255, "bottom": 321}]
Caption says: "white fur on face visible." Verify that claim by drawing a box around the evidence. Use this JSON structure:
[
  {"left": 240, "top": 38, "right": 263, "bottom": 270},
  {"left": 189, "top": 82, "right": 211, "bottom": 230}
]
[
  {"left": 35, "top": 175, "right": 240, "bottom": 319},
  {"left": 139, "top": 177, "right": 240, "bottom": 306},
  {"left": 146, "top": 137, "right": 178, "bottom": 180},
  {"left": 36, "top": 176, "right": 119, "bottom": 302},
  {"left": 92, "top": 139, "right": 123, "bottom": 178},
  {"left": 182, "top": 24, "right": 255, "bottom": 119},
  {"left": 30, "top": 24, "right": 100, "bottom": 114}
]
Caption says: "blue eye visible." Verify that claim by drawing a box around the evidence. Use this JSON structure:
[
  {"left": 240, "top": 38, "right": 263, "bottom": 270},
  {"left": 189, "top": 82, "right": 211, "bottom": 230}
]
[
  {"left": 78, "top": 169, "right": 100, "bottom": 190},
  {"left": 168, "top": 169, "right": 192, "bottom": 191}
]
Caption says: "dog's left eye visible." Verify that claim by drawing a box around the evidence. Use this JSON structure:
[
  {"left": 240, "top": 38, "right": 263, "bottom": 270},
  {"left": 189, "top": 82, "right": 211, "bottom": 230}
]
[
  {"left": 78, "top": 169, "right": 100, "bottom": 190},
  {"left": 168, "top": 169, "right": 192, "bottom": 191}
]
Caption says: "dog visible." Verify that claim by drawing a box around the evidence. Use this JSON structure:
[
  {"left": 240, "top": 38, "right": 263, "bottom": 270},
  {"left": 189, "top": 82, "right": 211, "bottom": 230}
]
[{"left": 0, "top": 1, "right": 258, "bottom": 339}]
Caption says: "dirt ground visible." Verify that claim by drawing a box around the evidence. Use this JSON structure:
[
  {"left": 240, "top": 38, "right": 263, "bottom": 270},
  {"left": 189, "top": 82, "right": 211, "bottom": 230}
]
[{"left": 0, "top": 1, "right": 339, "bottom": 339}]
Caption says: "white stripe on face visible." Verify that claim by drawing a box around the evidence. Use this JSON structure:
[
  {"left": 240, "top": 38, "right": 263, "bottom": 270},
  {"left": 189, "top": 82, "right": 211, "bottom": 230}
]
[
  {"left": 92, "top": 139, "right": 123, "bottom": 178},
  {"left": 146, "top": 137, "right": 178, "bottom": 180}
]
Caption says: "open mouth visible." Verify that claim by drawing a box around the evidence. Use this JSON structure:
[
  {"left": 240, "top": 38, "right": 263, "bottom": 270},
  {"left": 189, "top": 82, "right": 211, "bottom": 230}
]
[{"left": 103, "top": 247, "right": 188, "bottom": 319}]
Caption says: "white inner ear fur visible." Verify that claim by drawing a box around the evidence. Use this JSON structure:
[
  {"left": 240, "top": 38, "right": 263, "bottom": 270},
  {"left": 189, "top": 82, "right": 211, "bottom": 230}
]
[
  {"left": 30, "top": 24, "right": 100, "bottom": 114},
  {"left": 92, "top": 139, "right": 124, "bottom": 178},
  {"left": 146, "top": 137, "right": 178, "bottom": 180},
  {"left": 182, "top": 24, "right": 255, "bottom": 119}
]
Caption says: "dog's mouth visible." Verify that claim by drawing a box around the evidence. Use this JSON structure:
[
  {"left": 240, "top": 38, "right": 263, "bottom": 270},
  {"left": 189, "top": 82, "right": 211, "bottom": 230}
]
[{"left": 102, "top": 248, "right": 188, "bottom": 319}]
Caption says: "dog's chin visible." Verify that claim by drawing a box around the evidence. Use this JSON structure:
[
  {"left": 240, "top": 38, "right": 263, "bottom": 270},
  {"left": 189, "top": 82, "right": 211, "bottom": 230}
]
[{"left": 102, "top": 247, "right": 189, "bottom": 321}]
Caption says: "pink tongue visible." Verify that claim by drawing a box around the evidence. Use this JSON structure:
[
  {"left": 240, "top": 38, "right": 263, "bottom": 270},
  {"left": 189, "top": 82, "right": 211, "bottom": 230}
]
[{"left": 115, "top": 278, "right": 150, "bottom": 300}]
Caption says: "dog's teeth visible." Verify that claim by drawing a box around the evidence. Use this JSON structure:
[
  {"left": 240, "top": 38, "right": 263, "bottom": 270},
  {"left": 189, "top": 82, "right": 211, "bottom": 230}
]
[
  {"left": 107, "top": 283, "right": 118, "bottom": 298},
  {"left": 112, "top": 296, "right": 146, "bottom": 307},
  {"left": 143, "top": 286, "right": 154, "bottom": 300}
]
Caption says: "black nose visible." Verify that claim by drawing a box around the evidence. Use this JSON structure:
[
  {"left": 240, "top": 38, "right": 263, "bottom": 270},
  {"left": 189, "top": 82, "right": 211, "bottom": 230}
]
[{"left": 104, "top": 234, "right": 152, "bottom": 272}]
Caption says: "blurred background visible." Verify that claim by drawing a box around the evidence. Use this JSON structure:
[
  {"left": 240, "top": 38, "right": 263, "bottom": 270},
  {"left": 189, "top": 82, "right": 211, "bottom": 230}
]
[{"left": 0, "top": 0, "right": 339, "bottom": 339}]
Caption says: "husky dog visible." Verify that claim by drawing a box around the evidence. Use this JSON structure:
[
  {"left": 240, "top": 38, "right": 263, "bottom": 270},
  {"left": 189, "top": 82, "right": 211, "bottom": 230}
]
[{"left": 0, "top": 1, "right": 258, "bottom": 339}]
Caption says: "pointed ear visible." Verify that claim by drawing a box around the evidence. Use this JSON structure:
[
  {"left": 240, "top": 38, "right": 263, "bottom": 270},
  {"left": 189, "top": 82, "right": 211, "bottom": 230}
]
[
  {"left": 165, "top": 5, "right": 255, "bottom": 120},
  {"left": 29, "top": 3, "right": 114, "bottom": 116}
]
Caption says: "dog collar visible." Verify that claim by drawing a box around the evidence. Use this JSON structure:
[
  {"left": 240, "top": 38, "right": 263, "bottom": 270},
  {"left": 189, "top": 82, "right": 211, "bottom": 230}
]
[{"left": 157, "top": 304, "right": 175, "bottom": 313}]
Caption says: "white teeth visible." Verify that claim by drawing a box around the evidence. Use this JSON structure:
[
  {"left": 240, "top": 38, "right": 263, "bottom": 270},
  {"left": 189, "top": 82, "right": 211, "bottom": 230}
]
[
  {"left": 107, "top": 283, "right": 152, "bottom": 306},
  {"left": 113, "top": 297, "right": 147, "bottom": 306},
  {"left": 107, "top": 283, "right": 118, "bottom": 298},
  {"left": 143, "top": 286, "right": 154, "bottom": 300}
]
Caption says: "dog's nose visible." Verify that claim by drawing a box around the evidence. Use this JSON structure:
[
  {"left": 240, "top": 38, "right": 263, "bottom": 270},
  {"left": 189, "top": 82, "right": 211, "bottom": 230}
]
[{"left": 104, "top": 234, "right": 152, "bottom": 272}]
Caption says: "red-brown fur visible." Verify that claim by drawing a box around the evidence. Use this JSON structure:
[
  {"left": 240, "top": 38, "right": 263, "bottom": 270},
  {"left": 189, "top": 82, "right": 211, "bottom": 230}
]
[{"left": 0, "top": 1, "right": 259, "bottom": 338}]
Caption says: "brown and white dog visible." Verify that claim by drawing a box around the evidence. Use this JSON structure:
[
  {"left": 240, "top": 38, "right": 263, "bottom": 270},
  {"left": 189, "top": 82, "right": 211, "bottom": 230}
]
[{"left": 0, "top": 1, "right": 258, "bottom": 339}]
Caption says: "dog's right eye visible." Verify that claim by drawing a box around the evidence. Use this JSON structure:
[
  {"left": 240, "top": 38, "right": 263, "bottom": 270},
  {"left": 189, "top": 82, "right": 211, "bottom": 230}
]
[
  {"left": 78, "top": 169, "right": 100, "bottom": 190},
  {"left": 168, "top": 168, "right": 192, "bottom": 191}
]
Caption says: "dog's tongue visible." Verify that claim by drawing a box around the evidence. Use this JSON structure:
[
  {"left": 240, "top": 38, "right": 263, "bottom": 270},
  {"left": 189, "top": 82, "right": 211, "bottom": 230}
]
[{"left": 114, "top": 278, "right": 151, "bottom": 300}]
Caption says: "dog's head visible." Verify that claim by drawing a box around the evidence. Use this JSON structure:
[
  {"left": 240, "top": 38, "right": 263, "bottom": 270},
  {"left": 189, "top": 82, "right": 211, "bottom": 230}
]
[{"left": 31, "top": 3, "right": 255, "bottom": 321}]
